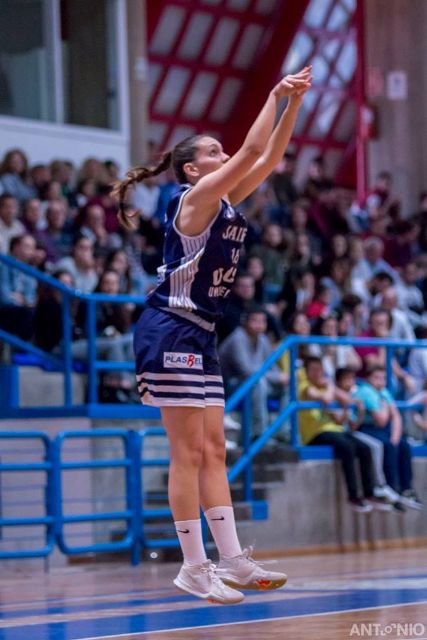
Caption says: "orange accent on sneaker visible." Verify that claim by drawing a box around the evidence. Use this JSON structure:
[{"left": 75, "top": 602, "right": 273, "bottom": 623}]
[{"left": 255, "top": 579, "right": 273, "bottom": 589}]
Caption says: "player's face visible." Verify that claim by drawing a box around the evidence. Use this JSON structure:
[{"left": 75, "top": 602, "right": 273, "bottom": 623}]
[{"left": 191, "top": 137, "right": 230, "bottom": 179}]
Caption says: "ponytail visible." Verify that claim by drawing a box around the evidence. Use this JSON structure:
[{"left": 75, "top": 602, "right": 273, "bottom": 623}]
[{"left": 111, "top": 151, "right": 172, "bottom": 230}]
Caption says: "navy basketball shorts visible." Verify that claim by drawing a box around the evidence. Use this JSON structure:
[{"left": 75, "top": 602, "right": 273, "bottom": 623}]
[{"left": 134, "top": 307, "right": 225, "bottom": 408}]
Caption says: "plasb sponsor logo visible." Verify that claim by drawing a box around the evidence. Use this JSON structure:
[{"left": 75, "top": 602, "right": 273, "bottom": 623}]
[{"left": 163, "top": 352, "right": 203, "bottom": 369}]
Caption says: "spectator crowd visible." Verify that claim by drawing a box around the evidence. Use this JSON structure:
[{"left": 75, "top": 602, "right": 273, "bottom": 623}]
[{"left": 0, "top": 146, "right": 426, "bottom": 511}]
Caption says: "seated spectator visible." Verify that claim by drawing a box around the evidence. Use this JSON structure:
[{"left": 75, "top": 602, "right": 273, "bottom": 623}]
[
  {"left": 320, "top": 257, "right": 350, "bottom": 310},
  {"left": 408, "top": 326, "right": 427, "bottom": 393},
  {"left": 298, "top": 356, "right": 375, "bottom": 513},
  {"left": 76, "top": 178, "right": 97, "bottom": 208},
  {"left": 33, "top": 269, "right": 76, "bottom": 352},
  {"left": 246, "top": 255, "right": 267, "bottom": 304},
  {"left": 320, "top": 233, "right": 349, "bottom": 275},
  {"left": 355, "top": 308, "right": 416, "bottom": 394},
  {"left": 334, "top": 367, "right": 400, "bottom": 509},
  {"left": 37, "top": 201, "right": 73, "bottom": 264},
  {"left": 278, "top": 311, "right": 311, "bottom": 377},
  {"left": 309, "top": 315, "right": 361, "bottom": 379},
  {"left": 271, "top": 151, "right": 298, "bottom": 212},
  {"left": 78, "top": 157, "right": 109, "bottom": 192},
  {"left": 50, "top": 160, "right": 78, "bottom": 210},
  {"left": 364, "top": 170, "right": 400, "bottom": 222},
  {"left": 302, "top": 156, "right": 334, "bottom": 202},
  {"left": 22, "top": 198, "right": 44, "bottom": 235},
  {"left": 0, "top": 194, "right": 25, "bottom": 254},
  {"left": 131, "top": 174, "right": 161, "bottom": 221},
  {"left": 219, "top": 307, "right": 288, "bottom": 441},
  {"left": 277, "top": 269, "right": 315, "bottom": 327},
  {"left": 385, "top": 220, "right": 419, "bottom": 268},
  {"left": 353, "top": 366, "right": 422, "bottom": 510},
  {"left": 354, "top": 270, "right": 394, "bottom": 309},
  {"left": 104, "top": 248, "right": 148, "bottom": 296},
  {"left": 78, "top": 203, "right": 121, "bottom": 258},
  {"left": 361, "top": 237, "right": 397, "bottom": 281},
  {"left": 217, "top": 272, "right": 281, "bottom": 343},
  {"left": 30, "top": 164, "right": 51, "bottom": 199},
  {"left": 249, "top": 224, "right": 287, "bottom": 289},
  {"left": 305, "top": 283, "right": 333, "bottom": 321},
  {"left": 289, "top": 199, "right": 314, "bottom": 238},
  {"left": 340, "top": 293, "right": 368, "bottom": 337},
  {"left": 349, "top": 236, "right": 371, "bottom": 286},
  {"left": 57, "top": 237, "right": 98, "bottom": 293},
  {"left": 0, "top": 149, "right": 36, "bottom": 203},
  {"left": 376, "top": 286, "right": 415, "bottom": 343},
  {"left": 395, "top": 262, "right": 425, "bottom": 327},
  {"left": 0, "top": 234, "right": 37, "bottom": 340},
  {"left": 35, "top": 269, "right": 136, "bottom": 402}
]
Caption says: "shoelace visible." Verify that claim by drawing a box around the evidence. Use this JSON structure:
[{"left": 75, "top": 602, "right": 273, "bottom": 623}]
[
  {"left": 201, "top": 562, "right": 230, "bottom": 591},
  {"left": 240, "top": 546, "right": 263, "bottom": 566}
]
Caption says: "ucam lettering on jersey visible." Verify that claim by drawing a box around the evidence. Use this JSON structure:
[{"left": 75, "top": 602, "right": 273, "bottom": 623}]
[{"left": 163, "top": 352, "right": 203, "bottom": 369}]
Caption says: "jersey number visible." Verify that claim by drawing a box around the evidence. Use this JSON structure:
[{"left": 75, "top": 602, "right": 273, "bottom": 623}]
[{"left": 213, "top": 266, "right": 237, "bottom": 286}]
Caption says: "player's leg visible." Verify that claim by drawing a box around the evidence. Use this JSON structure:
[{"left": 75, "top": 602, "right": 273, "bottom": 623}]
[
  {"left": 161, "top": 405, "right": 243, "bottom": 604},
  {"left": 200, "top": 404, "right": 287, "bottom": 591}
]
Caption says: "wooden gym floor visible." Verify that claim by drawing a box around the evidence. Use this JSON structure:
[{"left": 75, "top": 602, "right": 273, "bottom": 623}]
[{"left": 0, "top": 547, "right": 426, "bottom": 639}]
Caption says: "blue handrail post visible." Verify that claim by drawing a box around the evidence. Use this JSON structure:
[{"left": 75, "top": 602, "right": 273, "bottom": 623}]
[
  {"left": 61, "top": 293, "right": 73, "bottom": 406},
  {"left": 129, "top": 430, "right": 142, "bottom": 566},
  {"left": 241, "top": 393, "right": 253, "bottom": 502},
  {"left": 86, "top": 299, "right": 97, "bottom": 403},
  {"left": 289, "top": 340, "right": 299, "bottom": 447},
  {"left": 386, "top": 345, "right": 393, "bottom": 392}
]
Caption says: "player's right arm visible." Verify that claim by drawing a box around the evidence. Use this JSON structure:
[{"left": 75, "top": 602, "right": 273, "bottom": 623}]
[{"left": 179, "top": 73, "right": 309, "bottom": 235}]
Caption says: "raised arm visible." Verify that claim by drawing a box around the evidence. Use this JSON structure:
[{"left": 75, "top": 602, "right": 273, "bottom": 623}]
[
  {"left": 178, "top": 69, "right": 311, "bottom": 235},
  {"left": 228, "top": 69, "right": 311, "bottom": 205}
]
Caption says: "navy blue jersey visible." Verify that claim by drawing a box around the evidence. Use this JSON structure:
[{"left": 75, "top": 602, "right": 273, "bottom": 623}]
[{"left": 147, "top": 184, "right": 247, "bottom": 325}]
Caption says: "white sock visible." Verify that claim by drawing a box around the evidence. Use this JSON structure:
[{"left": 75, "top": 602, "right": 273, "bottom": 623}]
[
  {"left": 204, "top": 505, "right": 242, "bottom": 558},
  {"left": 174, "top": 518, "right": 207, "bottom": 566}
]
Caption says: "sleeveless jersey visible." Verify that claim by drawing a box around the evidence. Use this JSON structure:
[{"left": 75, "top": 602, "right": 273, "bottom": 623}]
[{"left": 147, "top": 184, "right": 247, "bottom": 326}]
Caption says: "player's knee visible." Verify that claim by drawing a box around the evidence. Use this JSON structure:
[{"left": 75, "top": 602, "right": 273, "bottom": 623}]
[{"left": 203, "top": 434, "right": 226, "bottom": 466}]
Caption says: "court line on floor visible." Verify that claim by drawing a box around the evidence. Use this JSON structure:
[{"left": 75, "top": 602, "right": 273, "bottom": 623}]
[{"left": 77, "top": 598, "right": 427, "bottom": 640}]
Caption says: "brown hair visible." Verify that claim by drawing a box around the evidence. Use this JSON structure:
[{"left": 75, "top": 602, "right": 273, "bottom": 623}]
[{"left": 112, "top": 135, "right": 205, "bottom": 230}]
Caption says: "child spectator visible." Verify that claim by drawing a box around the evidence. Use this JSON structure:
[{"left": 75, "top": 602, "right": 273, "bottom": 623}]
[
  {"left": 298, "top": 356, "right": 375, "bottom": 513},
  {"left": 334, "top": 367, "right": 400, "bottom": 509},
  {"left": 353, "top": 366, "right": 422, "bottom": 510}
]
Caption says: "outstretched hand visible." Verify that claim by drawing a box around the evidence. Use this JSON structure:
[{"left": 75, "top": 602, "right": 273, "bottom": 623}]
[{"left": 273, "top": 66, "right": 312, "bottom": 101}]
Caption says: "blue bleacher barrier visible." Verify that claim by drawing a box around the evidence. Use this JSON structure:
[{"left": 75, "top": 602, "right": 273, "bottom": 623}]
[{"left": 0, "top": 432, "right": 55, "bottom": 558}]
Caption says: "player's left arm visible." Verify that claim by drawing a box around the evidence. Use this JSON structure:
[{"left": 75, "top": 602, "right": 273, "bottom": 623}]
[{"left": 228, "top": 73, "right": 311, "bottom": 206}]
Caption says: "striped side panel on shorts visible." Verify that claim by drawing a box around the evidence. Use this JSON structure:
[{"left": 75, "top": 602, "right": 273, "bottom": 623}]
[
  {"left": 204, "top": 374, "right": 225, "bottom": 407},
  {"left": 136, "top": 370, "right": 206, "bottom": 407}
]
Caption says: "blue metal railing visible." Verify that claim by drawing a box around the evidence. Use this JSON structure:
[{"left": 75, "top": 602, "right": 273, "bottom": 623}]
[
  {"left": 226, "top": 334, "right": 427, "bottom": 498},
  {"left": 0, "top": 254, "right": 147, "bottom": 409},
  {"left": 0, "top": 432, "right": 55, "bottom": 559}
]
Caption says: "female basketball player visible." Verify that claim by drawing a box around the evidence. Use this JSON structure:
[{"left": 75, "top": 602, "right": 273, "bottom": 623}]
[{"left": 113, "top": 66, "right": 312, "bottom": 604}]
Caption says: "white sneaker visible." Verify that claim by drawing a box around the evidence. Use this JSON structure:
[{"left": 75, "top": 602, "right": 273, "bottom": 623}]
[
  {"left": 173, "top": 561, "right": 244, "bottom": 604},
  {"left": 374, "top": 485, "right": 400, "bottom": 503},
  {"left": 216, "top": 546, "right": 287, "bottom": 591},
  {"left": 224, "top": 414, "right": 241, "bottom": 431}
]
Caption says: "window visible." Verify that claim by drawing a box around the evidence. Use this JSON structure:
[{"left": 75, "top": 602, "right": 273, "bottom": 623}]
[
  {"left": 0, "top": 0, "right": 121, "bottom": 130},
  {"left": 0, "top": 0, "right": 55, "bottom": 121}
]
